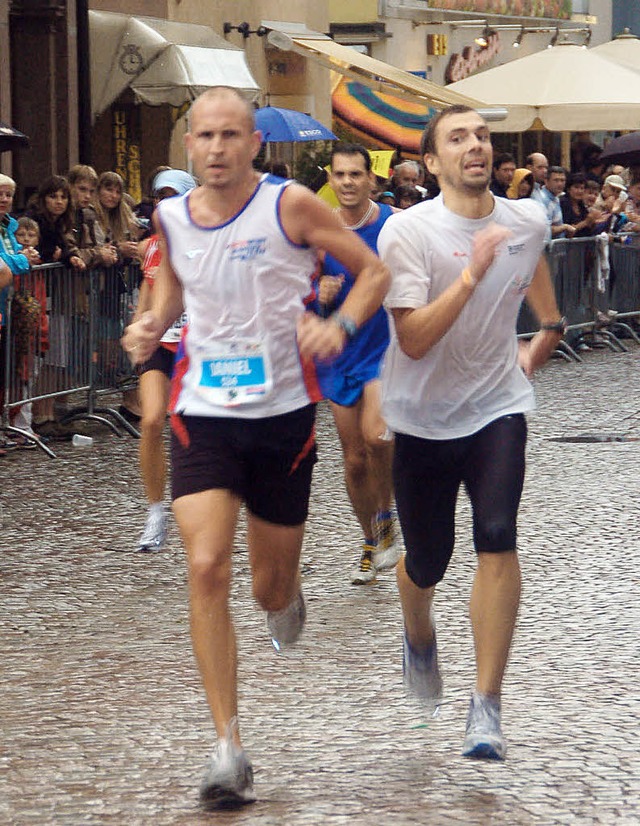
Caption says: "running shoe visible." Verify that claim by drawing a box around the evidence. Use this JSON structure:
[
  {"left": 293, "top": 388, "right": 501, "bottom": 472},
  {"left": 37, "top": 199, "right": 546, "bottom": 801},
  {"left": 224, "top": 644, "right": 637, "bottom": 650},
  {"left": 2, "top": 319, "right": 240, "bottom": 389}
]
[
  {"left": 372, "top": 512, "right": 403, "bottom": 571},
  {"left": 351, "top": 543, "right": 377, "bottom": 585},
  {"left": 402, "top": 624, "right": 443, "bottom": 706},
  {"left": 136, "top": 505, "right": 168, "bottom": 552},
  {"left": 462, "top": 691, "right": 506, "bottom": 761},
  {"left": 199, "top": 719, "right": 256, "bottom": 809},
  {"left": 267, "top": 589, "right": 306, "bottom": 651}
]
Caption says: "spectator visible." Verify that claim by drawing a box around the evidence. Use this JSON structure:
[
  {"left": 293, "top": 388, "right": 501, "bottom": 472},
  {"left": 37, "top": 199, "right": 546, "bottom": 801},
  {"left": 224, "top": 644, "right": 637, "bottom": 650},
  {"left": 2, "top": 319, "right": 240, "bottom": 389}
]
[
  {"left": 94, "top": 171, "right": 143, "bottom": 262},
  {"left": 392, "top": 160, "right": 429, "bottom": 198},
  {"left": 490, "top": 152, "right": 516, "bottom": 198},
  {"left": 68, "top": 164, "right": 118, "bottom": 269},
  {"left": 507, "top": 169, "right": 534, "bottom": 199},
  {"left": 560, "top": 173, "right": 598, "bottom": 237},
  {"left": 394, "top": 185, "right": 422, "bottom": 210},
  {"left": 261, "top": 161, "right": 291, "bottom": 179},
  {"left": 584, "top": 179, "right": 600, "bottom": 209},
  {"left": 25, "top": 177, "right": 86, "bottom": 436},
  {"left": 134, "top": 165, "right": 171, "bottom": 227},
  {"left": 593, "top": 174, "right": 629, "bottom": 235},
  {"left": 536, "top": 166, "right": 576, "bottom": 239},
  {"left": 378, "top": 191, "right": 395, "bottom": 206},
  {"left": 0, "top": 174, "right": 39, "bottom": 451},
  {"left": 526, "top": 152, "right": 549, "bottom": 200}
]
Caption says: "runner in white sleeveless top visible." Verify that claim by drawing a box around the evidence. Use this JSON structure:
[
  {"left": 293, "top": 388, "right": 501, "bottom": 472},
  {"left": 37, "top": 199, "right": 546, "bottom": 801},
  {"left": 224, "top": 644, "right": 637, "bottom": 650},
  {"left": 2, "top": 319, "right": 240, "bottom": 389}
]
[{"left": 122, "top": 87, "right": 389, "bottom": 811}]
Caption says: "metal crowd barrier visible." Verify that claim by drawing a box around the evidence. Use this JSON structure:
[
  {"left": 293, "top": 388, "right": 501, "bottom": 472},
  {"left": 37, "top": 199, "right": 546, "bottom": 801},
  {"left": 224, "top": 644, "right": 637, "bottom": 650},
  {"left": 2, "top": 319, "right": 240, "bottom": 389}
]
[
  {"left": 517, "top": 235, "right": 640, "bottom": 360},
  {"left": 2, "top": 260, "right": 141, "bottom": 458}
]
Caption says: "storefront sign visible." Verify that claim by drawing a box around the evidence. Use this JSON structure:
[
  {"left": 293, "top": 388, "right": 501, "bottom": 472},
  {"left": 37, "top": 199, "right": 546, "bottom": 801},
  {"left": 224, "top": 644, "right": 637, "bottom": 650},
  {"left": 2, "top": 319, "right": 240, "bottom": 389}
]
[
  {"left": 112, "top": 107, "right": 142, "bottom": 204},
  {"left": 426, "top": 1, "right": 570, "bottom": 18},
  {"left": 445, "top": 33, "right": 500, "bottom": 83}
]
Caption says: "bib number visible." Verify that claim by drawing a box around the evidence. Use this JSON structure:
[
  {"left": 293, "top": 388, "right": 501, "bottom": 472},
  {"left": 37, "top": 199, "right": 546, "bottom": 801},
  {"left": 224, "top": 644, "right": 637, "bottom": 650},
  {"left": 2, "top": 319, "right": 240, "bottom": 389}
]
[{"left": 194, "top": 341, "right": 272, "bottom": 407}]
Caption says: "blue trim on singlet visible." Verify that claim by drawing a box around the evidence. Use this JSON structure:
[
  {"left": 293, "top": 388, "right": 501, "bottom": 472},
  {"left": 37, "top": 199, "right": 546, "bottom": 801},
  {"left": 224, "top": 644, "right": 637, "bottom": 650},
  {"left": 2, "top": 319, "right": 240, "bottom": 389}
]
[
  {"left": 182, "top": 176, "right": 266, "bottom": 231},
  {"left": 275, "top": 183, "right": 311, "bottom": 250},
  {"left": 314, "top": 202, "right": 393, "bottom": 406}
]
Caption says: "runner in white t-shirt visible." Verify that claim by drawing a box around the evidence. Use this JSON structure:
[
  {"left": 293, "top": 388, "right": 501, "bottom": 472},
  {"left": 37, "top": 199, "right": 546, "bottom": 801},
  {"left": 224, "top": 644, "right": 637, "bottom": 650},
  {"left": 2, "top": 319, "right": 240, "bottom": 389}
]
[
  {"left": 378, "top": 105, "right": 565, "bottom": 762},
  {"left": 122, "top": 87, "right": 389, "bottom": 810}
]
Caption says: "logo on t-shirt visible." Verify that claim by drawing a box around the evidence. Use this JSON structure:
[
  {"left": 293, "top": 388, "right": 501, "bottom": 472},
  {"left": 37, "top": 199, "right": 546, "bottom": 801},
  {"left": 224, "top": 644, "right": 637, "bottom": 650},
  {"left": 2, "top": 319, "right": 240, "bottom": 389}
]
[
  {"left": 511, "top": 273, "right": 532, "bottom": 295},
  {"left": 227, "top": 238, "right": 267, "bottom": 262},
  {"left": 507, "top": 243, "right": 525, "bottom": 256}
]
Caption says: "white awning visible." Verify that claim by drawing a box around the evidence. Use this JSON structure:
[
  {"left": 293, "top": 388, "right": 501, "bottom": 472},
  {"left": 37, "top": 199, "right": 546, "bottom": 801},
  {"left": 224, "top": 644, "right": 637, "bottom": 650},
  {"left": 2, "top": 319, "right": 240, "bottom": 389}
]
[
  {"left": 262, "top": 20, "right": 487, "bottom": 111},
  {"left": 89, "top": 10, "right": 260, "bottom": 120}
]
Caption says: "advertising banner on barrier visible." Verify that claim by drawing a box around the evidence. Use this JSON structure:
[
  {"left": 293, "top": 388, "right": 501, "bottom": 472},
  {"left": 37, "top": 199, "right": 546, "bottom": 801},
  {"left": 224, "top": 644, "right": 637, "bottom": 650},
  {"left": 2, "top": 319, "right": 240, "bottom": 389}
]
[{"left": 424, "top": 1, "right": 571, "bottom": 19}]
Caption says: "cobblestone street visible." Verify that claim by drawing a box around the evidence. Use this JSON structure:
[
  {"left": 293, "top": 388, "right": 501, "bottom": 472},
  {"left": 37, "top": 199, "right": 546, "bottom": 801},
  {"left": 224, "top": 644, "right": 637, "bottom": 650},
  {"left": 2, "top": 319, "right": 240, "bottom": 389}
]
[{"left": 2, "top": 346, "right": 640, "bottom": 825}]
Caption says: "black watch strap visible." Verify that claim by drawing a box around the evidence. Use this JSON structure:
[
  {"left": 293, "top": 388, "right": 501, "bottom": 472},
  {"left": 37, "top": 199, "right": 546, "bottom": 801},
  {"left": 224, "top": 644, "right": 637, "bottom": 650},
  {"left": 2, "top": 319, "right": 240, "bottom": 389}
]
[{"left": 539, "top": 317, "right": 567, "bottom": 333}]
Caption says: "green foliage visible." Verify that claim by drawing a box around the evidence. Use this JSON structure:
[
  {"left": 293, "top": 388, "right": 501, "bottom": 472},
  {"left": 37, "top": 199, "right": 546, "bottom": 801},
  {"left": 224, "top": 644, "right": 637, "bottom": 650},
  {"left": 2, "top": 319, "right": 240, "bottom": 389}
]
[{"left": 293, "top": 141, "right": 334, "bottom": 191}]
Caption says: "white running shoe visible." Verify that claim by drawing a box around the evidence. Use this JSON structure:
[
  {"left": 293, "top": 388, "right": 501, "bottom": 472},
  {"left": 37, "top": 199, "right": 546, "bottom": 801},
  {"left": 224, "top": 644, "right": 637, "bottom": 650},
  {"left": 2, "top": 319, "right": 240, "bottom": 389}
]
[
  {"left": 267, "top": 589, "right": 306, "bottom": 651},
  {"left": 351, "top": 544, "right": 377, "bottom": 585},
  {"left": 462, "top": 691, "right": 506, "bottom": 761},
  {"left": 136, "top": 505, "right": 168, "bottom": 552},
  {"left": 199, "top": 719, "right": 256, "bottom": 809},
  {"left": 372, "top": 513, "right": 402, "bottom": 571},
  {"left": 402, "top": 622, "right": 443, "bottom": 708}
]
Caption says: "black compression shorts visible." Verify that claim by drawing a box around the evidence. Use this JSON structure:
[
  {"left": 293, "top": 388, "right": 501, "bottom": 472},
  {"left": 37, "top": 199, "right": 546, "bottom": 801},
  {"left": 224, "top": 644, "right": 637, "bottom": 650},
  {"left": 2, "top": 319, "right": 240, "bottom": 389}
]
[{"left": 393, "top": 413, "right": 527, "bottom": 589}]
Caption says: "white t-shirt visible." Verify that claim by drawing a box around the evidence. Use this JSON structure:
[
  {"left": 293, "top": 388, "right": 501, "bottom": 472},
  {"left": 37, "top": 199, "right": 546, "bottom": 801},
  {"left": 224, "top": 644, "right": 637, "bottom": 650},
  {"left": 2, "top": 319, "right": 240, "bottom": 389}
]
[{"left": 378, "top": 194, "right": 547, "bottom": 440}]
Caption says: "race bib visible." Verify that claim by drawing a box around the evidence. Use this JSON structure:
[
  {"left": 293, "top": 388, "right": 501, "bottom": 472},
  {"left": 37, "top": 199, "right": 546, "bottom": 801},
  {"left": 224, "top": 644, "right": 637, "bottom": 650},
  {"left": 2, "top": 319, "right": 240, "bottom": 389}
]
[
  {"left": 194, "top": 340, "right": 272, "bottom": 407},
  {"left": 161, "top": 312, "right": 188, "bottom": 344}
]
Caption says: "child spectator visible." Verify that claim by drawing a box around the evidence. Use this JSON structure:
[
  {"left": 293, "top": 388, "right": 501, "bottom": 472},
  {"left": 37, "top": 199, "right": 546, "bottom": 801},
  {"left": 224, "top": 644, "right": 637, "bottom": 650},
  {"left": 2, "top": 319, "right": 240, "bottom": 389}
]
[
  {"left": 11, "top": 217, "right": 48, "bottom": 446},
  {"left": 68, "top": 165, "right": 118, "bottom": 269}
]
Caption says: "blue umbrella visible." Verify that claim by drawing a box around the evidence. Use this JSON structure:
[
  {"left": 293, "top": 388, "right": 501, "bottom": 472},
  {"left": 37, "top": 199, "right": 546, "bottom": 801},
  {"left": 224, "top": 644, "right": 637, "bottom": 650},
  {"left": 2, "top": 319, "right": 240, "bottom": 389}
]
[{"left": 254, "top": 106, "right": 337, "bottom": 143}]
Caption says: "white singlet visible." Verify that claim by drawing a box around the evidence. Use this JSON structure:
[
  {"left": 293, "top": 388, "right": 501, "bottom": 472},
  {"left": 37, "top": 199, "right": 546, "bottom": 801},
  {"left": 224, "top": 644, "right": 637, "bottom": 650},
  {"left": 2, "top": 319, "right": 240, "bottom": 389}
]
[
  {"left": 378, "top": 194, "right": 547, "bottom": 440},
  {"left": 157, "top": 175, "right": 320, "bottom": 418}
]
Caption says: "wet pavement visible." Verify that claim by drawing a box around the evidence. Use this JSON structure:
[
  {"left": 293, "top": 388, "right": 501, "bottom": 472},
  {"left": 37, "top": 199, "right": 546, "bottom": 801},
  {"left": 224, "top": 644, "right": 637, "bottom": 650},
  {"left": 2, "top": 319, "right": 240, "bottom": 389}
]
[{"left": 2, "top": 345, "right": 640, "bottom": 825}]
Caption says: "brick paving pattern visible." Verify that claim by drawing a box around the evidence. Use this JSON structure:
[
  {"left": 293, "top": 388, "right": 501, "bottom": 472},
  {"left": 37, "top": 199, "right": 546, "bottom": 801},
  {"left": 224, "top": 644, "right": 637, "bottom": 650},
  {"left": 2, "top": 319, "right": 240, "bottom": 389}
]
[{"left": 2, "top": 347, "right": 640, "bottom": 824}]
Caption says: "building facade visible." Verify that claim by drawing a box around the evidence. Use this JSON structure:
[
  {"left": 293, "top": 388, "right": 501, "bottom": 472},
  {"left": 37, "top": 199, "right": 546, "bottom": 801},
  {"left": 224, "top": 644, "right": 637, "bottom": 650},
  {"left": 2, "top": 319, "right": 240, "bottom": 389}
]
[{"left": 0, "top": 1, "right": 618, "bottom": 203}]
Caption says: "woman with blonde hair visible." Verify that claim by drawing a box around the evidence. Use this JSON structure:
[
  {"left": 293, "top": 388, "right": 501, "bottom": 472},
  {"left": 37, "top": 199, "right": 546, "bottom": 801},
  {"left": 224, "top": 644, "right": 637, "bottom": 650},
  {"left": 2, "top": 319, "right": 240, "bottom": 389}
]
[
  {"left": 94, "top": 171, "right": 142, "bottom": 261},
  {"left": 94, "top": 172, "right": 143, "bottom": 419}
]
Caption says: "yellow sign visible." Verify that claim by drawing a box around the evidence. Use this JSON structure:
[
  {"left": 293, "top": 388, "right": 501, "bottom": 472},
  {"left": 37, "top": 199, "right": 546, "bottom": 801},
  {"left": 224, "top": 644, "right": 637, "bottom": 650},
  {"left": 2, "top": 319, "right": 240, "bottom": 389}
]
[{"left": 112, "top": 108, "right": 142, "bottom": 204}]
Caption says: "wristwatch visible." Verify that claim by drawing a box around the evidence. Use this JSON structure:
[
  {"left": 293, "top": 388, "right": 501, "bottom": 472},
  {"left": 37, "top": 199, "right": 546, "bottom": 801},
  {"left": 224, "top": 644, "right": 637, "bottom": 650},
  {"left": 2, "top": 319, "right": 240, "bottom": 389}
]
[
  {"left": 539, "top": 317, "right": 567, "bottom": 333},
  {"left": 330, "top": 312, "right": 358, "bottom": 341}
]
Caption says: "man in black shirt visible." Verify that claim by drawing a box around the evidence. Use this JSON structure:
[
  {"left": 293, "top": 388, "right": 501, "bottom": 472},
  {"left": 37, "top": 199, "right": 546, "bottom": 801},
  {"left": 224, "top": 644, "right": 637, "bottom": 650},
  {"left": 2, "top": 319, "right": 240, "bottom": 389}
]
[{"left": 490, "top": 153, "right": 516, "bottom": 198}]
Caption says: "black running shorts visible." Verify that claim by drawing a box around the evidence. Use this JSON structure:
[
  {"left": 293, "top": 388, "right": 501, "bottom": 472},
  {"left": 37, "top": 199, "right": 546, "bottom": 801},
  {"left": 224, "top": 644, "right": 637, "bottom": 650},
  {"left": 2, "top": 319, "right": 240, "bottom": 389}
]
[
  {"left": 171, "top": 404, "right": 317, "bottom": 526},
  {"left": 138, "top": 345, "right": 175, "bottom": 379}
]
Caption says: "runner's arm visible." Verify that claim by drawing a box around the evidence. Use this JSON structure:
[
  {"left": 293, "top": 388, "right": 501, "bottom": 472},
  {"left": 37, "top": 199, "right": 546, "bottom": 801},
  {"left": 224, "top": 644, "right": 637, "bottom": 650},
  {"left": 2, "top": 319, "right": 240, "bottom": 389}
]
[
  {"left": 388, "top": 223, "right": 511, "bottom": 360},
  {"left": 280, "top": 185, "right": 389, "bottom": 358},
  {"left": 519, "top": 253, "right": 564, "bottom": 377},
  {"left": 121, "top": 217, "right": 183, "bottom": 363}
]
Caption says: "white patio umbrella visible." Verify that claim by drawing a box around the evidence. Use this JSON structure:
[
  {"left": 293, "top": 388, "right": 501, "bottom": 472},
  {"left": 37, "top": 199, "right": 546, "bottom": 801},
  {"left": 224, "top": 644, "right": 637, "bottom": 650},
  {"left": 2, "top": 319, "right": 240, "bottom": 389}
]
[
  {"left": 447, "top": 42, "right": 640, "bottom": 133},
  {"left": 591, "top": 29, "right": 640, "bottom": 72}
]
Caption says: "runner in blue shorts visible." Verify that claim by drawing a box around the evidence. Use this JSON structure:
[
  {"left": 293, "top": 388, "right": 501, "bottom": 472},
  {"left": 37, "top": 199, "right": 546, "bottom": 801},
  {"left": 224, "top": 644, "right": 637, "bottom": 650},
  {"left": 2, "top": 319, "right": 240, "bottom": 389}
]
[{"left": 313, "top": 144, "right": 402, "bottom": 585}]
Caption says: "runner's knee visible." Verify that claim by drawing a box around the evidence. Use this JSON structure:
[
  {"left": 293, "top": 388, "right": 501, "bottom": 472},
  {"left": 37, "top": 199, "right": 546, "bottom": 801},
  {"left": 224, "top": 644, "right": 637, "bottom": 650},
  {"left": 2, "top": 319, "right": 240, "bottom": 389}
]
[
  {"left": 473, "top": 518, "right": 517, "bottom": 553},
  {"left": 405, "top": 545, "right": 452, "bottom": 589}
]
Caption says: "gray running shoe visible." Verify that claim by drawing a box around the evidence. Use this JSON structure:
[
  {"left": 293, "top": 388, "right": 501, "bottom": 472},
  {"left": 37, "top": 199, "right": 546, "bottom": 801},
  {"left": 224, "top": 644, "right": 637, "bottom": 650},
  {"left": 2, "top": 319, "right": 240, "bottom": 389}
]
[
  {"left": 136, "top": 506, "right": 168, "bottom": 552},
  {"left": 351, "top": 544, "right": 377, "bottom": 585},
  {"left": 402, "top": 625, "right": 443, "bottom": 707},
  {"left": 199, "top": 719, "right": 256, "bottom": 809},
  {"left": 462, "top": 691, "right": 506, "bottom": 761},
  {"left": 267, "top": 589, "right": 306, "bottom": 651},
  {"left": 372, "top": 514, "right": 402, "bottom": 571}
]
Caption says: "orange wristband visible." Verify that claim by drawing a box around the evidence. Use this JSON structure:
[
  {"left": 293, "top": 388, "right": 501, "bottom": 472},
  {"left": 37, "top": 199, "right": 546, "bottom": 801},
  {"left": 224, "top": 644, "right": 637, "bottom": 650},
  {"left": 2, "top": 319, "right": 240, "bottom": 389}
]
[{"left": 461, "top": 267, "right": 477, "bottom": 289}]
